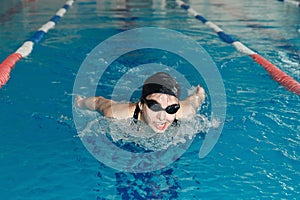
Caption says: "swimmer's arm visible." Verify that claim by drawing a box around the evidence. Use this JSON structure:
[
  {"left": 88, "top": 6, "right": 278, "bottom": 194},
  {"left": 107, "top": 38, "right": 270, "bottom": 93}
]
[
  {"left": 75, "top": 96, "right": 134, "bottom": 119},
  {"left": 177, "top": 85, "right": 205, "bottom": 119},
  {"left": 75, "top": 96, "right": 114, "bottom": 115}
]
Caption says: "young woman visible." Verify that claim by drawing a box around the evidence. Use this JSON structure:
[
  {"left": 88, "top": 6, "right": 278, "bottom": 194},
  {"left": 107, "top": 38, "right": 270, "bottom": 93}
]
[{"left": 76, "top": 72, "right": 205, "bottom": 133}]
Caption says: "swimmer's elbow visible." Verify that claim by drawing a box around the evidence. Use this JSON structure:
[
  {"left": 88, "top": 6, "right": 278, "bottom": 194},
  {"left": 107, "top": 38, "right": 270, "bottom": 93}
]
[
  {"left": 102, "top": 109, "right": 114, "bottom": 118},
  {"left": 95, "top": 97, "right": 114, "bottom": 113}
]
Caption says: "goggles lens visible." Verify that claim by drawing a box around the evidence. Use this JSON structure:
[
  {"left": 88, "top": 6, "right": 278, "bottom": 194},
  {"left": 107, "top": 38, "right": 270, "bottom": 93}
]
[{"left": 142, "top": 98, "right": 180, "bottom": 114}]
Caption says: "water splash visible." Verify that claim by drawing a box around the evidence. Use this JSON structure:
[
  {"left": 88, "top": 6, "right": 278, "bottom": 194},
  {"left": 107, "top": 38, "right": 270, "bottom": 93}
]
[{"left": 77, "top": 114, "right": 219, "bottom": 152}]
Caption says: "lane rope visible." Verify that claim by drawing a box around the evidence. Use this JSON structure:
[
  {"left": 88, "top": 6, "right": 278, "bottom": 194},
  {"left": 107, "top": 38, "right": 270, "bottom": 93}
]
[
  {"left": 0, "top": 0, "right": 74, "bottom": 88},
  {"left": 176, "top": 0, "right": 300, "bottom": 95},
  {"left": 278, "top": 0, "right": 300, "bottom": 7}
]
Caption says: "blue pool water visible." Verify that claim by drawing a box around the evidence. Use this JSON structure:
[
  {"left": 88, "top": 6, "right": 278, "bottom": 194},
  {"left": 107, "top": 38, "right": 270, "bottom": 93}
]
[{"left": 0, "top": 0, "right": 299, "bottom": 199}]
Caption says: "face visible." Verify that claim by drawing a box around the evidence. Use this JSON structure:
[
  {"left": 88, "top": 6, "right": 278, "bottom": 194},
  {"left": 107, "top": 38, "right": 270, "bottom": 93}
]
[{"left": 140, "top": 93, "right": 180, "bottom": 133}]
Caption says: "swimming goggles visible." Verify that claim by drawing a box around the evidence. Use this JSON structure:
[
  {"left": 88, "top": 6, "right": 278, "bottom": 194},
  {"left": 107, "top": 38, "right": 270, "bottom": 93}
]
[{"left": 141, "top": 98, "right": 180, "bottom": 114}]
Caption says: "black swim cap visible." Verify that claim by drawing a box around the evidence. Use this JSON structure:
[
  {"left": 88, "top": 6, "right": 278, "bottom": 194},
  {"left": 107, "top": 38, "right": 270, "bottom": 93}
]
[{"left": 141, "top": 72, "right": 181, "bottom": 99}]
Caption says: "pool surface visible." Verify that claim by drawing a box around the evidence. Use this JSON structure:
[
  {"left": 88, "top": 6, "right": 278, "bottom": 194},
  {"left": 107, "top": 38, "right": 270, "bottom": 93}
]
[{"left": 0, "top": 0, "right": 299, "bottom": 199}]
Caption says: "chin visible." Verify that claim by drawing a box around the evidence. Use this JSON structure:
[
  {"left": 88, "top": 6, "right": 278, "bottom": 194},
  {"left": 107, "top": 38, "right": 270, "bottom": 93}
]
[{"left": 154, "top": 129, "right": 166, "bottom": 133}]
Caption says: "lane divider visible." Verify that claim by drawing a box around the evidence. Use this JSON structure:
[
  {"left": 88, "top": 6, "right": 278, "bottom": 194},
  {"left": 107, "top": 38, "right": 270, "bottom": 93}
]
[
  {"left": 278, "top": 0, "right": 300, "bottom": 7},
  {"left": 176, "top": 0, "right": 300, "bottom": 95},
  {"left": 0, "top": 0, "right": 74, "bottom": 88}
]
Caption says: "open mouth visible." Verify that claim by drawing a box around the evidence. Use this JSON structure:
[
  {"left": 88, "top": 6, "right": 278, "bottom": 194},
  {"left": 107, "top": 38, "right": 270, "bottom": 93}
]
[{"left": 155, "top": 122, "right": 167, "bottom": 131}]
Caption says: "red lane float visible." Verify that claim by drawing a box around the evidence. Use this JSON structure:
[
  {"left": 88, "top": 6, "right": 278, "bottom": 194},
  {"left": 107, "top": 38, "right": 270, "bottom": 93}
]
[
  {"left": 176, "top": 0, "right": 300, "bottom": 95},
  {"left": 0, "top": 53, "right": 22, "bottom": 86},
  {"left": 251, "top": 54, "right": 300, "bottom": 95}
]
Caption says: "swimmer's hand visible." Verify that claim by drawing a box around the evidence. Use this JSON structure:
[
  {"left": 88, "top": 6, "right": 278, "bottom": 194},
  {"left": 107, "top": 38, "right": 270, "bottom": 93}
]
[
  {"left": 75, "top": 96, "right": 85, "bottom": 109},
  {"left": 191, "top": 85, "right": 205, "bottom": 109},
  {"left": 178, "top": 85, "right": 205, "bottom": 119}
]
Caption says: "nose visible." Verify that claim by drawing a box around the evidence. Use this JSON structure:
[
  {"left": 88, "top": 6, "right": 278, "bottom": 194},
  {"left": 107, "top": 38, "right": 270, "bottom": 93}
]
[{"left": 157, "top": 110, "right": 166, "bottom": 121}]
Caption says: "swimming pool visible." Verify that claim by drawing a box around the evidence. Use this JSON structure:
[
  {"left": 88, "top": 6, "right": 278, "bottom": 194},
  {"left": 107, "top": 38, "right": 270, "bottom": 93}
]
[{"left": 0, "top": 0, "right": 299, "bottom": 199}]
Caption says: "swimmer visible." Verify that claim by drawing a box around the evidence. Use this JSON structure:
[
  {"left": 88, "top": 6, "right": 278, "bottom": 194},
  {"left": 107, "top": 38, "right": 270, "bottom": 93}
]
[{"left": 76, "top": 72, "right": 205, "bottom": 133}]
